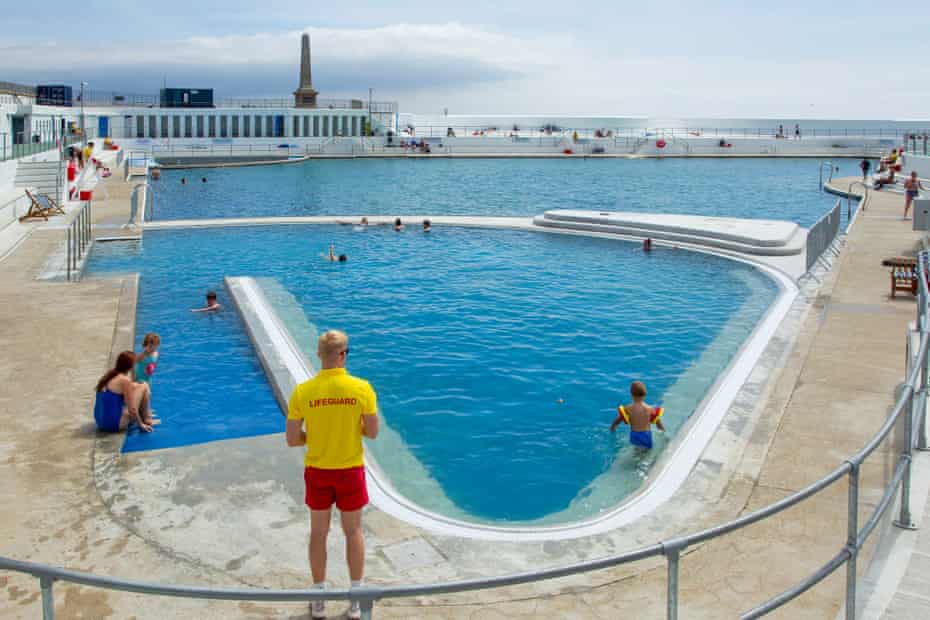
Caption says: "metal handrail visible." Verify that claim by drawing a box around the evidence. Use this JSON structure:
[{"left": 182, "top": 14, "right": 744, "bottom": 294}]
[
  {"left": 2, "top": 250, "right": 928, "bottom": 618},
  {"left": 65, "top": 201, "right": 93, "bottom": 282},
  {"left": 846, "top": 180, "right": 870, "bottom": 216},
  {"left": 819, "top": 161, "right": 836, "bottom": 190}
]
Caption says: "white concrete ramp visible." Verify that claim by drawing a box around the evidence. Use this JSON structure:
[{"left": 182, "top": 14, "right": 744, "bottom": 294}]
[{"left": 534, "top": 209, "right": 805, "bottom": 256}]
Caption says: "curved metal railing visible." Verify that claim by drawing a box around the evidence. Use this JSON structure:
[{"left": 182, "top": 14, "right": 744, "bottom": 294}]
[
  {"left": 1, "top": 253, "right": 928, "bottom": 618},
  {"left": 846, "top": 180, "right": 871, "bottom": 216},
  {"left": 820, "top": 160, "right": 837, "bottom": 189}
]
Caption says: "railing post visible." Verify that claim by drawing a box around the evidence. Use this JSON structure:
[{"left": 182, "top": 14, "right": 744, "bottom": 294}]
[
  {"left": 662, "top": 538, "right": 686, "bottom": 620},
  {"left": 40, "top": 576, "right": 55, "bottom": 619},
  {"left": 919, "top": 275, "right": 930, "bottom": 450},
  {"left": 919, "top": 320, "right": 930, "bottom": 448},
  {"left": 66, "top": 228, "right": 72, "bottom": 282},
  {"left": 666, "top": 548, "right": 680, "bottom": 620},
  {"left": 845, "top": 462, "right": 859, "bottom": 620},
  {"left": 894, "top": 389, "right": 918, "bottom": 530}
]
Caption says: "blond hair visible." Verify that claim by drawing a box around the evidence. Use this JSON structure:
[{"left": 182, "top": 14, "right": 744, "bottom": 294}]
[
  {"left": 318, "top": 330, "right": 349, "bottom": 358},
  {"left": 142, "top": 333, "right": 161, "bottom": 347},
  {"left": 630, "top": 381, "right": 647, "bottom": 399}
]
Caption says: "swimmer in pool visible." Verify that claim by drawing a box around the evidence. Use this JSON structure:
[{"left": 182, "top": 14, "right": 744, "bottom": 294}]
[
  {"left": 322, "top": 243, "right": 348, "bottom": 262},
  {"left": 191, "top": 291, "right": 222, "bottom": 312},
  {"left": 610, "top": 380, "right": 665, "bottom": 449}
]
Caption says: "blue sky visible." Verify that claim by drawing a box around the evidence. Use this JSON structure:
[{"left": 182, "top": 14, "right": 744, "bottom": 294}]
[{"left": 2, "top": 1, "right": 929, "bottom": 118}]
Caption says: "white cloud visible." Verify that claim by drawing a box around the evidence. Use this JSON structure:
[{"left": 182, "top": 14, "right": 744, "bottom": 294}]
[
  {"left": 2, "top": 22, "right": 927, "bottom": 118},
  {"left": 0, "top": 23, "right": 565, "bottom": 75}
]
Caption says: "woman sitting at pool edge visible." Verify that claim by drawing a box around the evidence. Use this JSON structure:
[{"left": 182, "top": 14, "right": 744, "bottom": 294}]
[{"left": 94, "top": 351, "right": 157, "bottom": 433}]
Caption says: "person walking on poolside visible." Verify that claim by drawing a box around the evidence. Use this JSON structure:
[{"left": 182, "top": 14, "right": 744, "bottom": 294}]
[
  {"left": 794, "top": 124, "right": 801, "bottom": 140},
  {"left": 859, "top": 158, "right": 871, "bottom": 181},
  {"left": 610, "top": 380, "right": 665, "bottom": 449},
  {"left": 904, "top": 171, "right": 925, "bottom": 219},
  {"left": 287, "top": 330, "right": 379, "bottom": 620}
]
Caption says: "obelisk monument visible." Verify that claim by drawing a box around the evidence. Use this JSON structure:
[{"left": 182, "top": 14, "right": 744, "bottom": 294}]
[{"left": 293, "top": 33, "right": 319, "bottom": 108}]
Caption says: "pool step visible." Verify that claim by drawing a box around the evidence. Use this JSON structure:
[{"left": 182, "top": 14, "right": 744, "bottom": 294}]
[
  {"left": 533, "top": 209, "right": 805, "bottom": 256},
  {"left": 225, "top": 276, "right": 314, "bottom": 413}
]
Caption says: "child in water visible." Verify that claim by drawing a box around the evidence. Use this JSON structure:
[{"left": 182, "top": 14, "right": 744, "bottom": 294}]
[
  {"left": 134, "top": 333, "right": 160, "bottom": 386},
  {"left": 191, "top": 291, "right": 222, "bottom": 312},
  {"left": 610, "top": 380, "right": 665, "bottom": 449}
]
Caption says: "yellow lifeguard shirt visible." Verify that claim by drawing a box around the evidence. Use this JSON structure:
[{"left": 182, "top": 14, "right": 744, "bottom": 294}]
[{"left": 287, "top": 368, "right": 377, "bottom": 469}]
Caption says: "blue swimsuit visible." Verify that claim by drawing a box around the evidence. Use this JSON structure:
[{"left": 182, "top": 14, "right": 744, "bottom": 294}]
[
  {"left": 629, "top": 430, "right": 654, "bottom": 449},
  {"left": 94, "top": 389, "right": 125, "bottom": 432}
]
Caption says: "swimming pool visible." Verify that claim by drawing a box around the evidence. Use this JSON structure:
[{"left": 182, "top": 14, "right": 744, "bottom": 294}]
[
  {"left": 86, "top": 224, "right": 779, "bottom": 524},
  {"left": 149, "top": 157, "right": 857, "bottom": 227}
]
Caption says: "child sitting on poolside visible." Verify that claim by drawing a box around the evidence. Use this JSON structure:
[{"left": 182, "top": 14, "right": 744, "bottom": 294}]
[{"left": 610, "top": 380, "right": 665, "bottom": 449}]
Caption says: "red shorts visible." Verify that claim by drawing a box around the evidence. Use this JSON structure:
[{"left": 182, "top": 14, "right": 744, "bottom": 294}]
[{"left": 304, "top": 466, "right": 368, "bottom": 512}]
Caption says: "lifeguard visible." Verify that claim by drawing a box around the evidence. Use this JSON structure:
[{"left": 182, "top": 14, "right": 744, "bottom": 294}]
[{"left": 286, "top": 330, "right": 379, "bottom": 620}]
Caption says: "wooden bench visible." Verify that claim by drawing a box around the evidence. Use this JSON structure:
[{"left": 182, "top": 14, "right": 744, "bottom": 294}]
[{"left": 882, "top": 256, "right": 918, "bottom": 298}]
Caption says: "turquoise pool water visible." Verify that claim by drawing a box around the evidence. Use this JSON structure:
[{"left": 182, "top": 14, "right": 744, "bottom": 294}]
[
  {"left": 149, "top": 157, "right": 857, "bottom": 227},
  {"left": 86, "top": 225, "right": 778, "bottom": 524}
]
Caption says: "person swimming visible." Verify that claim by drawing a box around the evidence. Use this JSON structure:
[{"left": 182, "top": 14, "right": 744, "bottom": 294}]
[
  {"left": 191, "top": 291, "right": 222, "bottom": 312},
  {"left": 323, "top": 243, "right": 348, "bottom": 262}
]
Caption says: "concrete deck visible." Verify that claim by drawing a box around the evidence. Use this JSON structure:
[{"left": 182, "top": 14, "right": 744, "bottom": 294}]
[{"left": 0, "top": 170, "right": 927, "bottom": 619}]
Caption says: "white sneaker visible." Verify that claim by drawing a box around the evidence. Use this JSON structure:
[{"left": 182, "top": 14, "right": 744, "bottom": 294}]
[
  {"left": 310, "top": 599, "right": 326, "bottom": 619},
  {"left": 347, "top": 600, "right": 361, "bottom": 620}
]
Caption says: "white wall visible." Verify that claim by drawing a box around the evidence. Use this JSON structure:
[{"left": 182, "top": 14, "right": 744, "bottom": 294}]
[
  {"left": 83, "top": 106, "right": 372, "bottom": 141},
  {"left": 903, "top": 154, "right": 930, "bottom": 179},
  {"left": 0, "top": 159, "right": 18, "bottom": 191}
]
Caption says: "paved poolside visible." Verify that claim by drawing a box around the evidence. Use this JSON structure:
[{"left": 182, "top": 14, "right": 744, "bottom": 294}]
[{"left": 0, "top": 170, "right": 927, "bottom": 618}]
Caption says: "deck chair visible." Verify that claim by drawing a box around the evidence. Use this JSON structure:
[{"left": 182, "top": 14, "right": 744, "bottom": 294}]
[{"left": 20, "top": 189, "right": 66, "bottom": 221}]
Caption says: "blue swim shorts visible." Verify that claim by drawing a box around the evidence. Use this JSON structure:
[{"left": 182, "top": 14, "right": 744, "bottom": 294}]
[{"left": 629, "top": 430, "right": 654, "bottom": 449}]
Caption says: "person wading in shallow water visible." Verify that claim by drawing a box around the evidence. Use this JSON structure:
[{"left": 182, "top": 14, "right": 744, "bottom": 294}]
[{"left": 286, "top": 330, "right": 379, "bottom": 620}]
